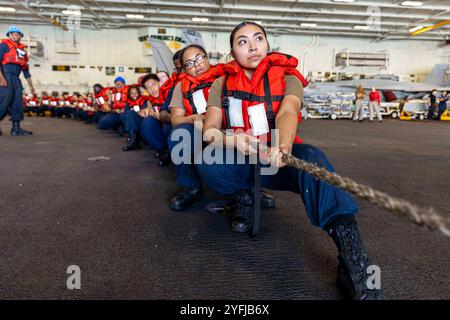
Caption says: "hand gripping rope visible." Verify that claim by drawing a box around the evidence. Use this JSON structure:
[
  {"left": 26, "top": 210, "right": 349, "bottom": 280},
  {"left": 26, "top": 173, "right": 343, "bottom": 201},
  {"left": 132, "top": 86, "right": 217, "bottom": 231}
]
[{"left": 251, "top": 143, "right": 450, "bottom": 239}]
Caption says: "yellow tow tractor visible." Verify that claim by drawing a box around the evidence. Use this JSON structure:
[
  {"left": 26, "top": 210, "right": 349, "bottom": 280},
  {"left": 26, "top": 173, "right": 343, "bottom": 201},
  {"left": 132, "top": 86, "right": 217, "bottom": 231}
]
[
  {"left": 440, "top": 109, "right": 450, "bottom": 121},
  {"left": 399, "top": 100, "right": 428, "bottom": 121}
]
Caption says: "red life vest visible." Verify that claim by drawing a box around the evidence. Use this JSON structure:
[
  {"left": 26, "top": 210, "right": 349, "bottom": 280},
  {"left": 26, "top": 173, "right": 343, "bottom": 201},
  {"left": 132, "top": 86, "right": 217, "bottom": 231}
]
[
  {"left": 128, "top": 96, "right": 148, "bottom": 112},
  {"left": 63, "top": 96, "right": 72, "bottom": 107},
  {"left": 26, "top": 95, "right": 38, "bottom": 107},
  {"left": 1, "top": 38, "right": 29, "bottom": 71},
  {"left": 171, "top": 71, "right": 185, "bottom": 87},
  {"left": 144, "top": 94, "right": 165, "bottom": 112},
  {"left": 57, "top": 97, "right": 65, "bottom": 107},
  {"left": 95, "top": 87, "right": 110, "bottom": 111},
  {"left": 41, "top": 96, "right": 51, "bottom": 106},
  {"left": 111, "top": 86, "right": 129, "bottom": 110},
  {"left": 160, "top": 77, "right": 173, "bottom": 101},
  {"left": 50, "top": 97, "right": 59, "bottom": 107},
  {"left": 76, "top": 98, "right": 86, "bottom": 109},
  {"left": 181, "top": 64, "right": 225, "bottom": 116},
  {"left": 85, "top": 98, "right": 95, "bottom": 115},
  {"left": 220, "top": 53, "right": 308, "bottom": 144}
]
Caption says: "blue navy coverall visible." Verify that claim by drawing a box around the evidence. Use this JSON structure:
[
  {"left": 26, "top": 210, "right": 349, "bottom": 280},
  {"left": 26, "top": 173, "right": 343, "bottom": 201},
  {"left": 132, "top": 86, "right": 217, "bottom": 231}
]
[{"left": 0, "top": 42, "right": 31, "bottom": 122}]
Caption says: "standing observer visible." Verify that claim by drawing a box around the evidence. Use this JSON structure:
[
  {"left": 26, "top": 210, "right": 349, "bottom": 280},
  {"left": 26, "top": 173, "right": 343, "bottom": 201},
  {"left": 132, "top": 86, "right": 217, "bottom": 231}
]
[{"left": 0, "top": 26, "right": 35, "bottom": 136}]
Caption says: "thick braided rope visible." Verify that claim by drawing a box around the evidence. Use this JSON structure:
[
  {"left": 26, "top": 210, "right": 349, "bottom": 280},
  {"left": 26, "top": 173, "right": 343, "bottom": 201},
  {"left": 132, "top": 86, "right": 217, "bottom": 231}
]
[{"left": 281, "top": 154, "right": 450, "bottom": 239}]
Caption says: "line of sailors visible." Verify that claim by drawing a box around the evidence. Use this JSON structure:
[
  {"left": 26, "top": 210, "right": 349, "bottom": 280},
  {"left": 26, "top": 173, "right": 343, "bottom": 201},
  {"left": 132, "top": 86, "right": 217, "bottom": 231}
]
[
  {"left": 30, "top": 22, "right": 384, "bottom": 300},
  {"left": 23, "top": 91, "right": 96, "bottom": 120}
]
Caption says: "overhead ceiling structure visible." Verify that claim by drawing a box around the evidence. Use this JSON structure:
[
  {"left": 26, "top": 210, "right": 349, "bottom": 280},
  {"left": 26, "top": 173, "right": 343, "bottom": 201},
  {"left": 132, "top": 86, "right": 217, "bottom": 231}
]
[{"left": 1, "top": 0, "right": 450, "bottom": 41}]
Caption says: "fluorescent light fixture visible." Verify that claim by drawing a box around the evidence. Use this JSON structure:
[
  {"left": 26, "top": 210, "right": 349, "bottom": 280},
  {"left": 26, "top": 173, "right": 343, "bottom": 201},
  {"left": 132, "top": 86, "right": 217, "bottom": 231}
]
[
  {"left": 126, "top": 14, "right": 144, "bottom": 19},
  {"left": 354, "top": 25, "right": 370, "bottom": 30},
  {"left": 332, "top": 0, "right": 355, "bottom": 2},
  {"left": 409, "top": 25, "right": 424, "bottom": 33},
  {"left": 192, "top": 17, "right": 209, "bottom": 22},
  {"left": 62, "top": 10, "right": 81, "bottom": 15},
  {"left": 0, "top": 7, "right": 16, "bottom": 12},
  {"left": 401, "top": 1, "right": 423, "bottom": 7},
  {"left": 301, "top": 23, "right": 317, "bottom": 27}
]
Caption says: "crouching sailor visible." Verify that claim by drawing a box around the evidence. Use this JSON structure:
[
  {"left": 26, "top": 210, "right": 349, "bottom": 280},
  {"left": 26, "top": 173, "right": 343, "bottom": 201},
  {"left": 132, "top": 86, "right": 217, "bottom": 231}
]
[
  {"left": 168, "top": 44, "right": 226, "bottom": 211},
  {"left": 94, "top": 84, "right": 111, "bottom": 125},
  {"left": 98, "top": 77, "right": 128, "bottom": 135},
  {"left": 122, "top": 85, "right": 149, "bottom": 151},
  {"left": 197, "top": 22, "right": 384, "bottom": 300},
  {"left": 138, "top": 74, "right": 172, "bottom": 166}
]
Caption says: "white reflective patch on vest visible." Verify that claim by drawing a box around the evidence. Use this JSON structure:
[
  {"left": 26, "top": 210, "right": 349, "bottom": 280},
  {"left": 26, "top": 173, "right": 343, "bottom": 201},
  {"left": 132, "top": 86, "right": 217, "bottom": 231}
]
[
  {"left": 65, "top": 101, "right": 70, "bottom": 106},
  {"left": 193, "top": 90, "right": 207, "bottom": 114},
  {"left": 247, "top": 103, "right": 270, "bottom": 136},
  {"left": 98, "top": 97, "right": 105, "bottom": 105},
  {"left": 115, "top": 93, "right": 121, "bottom": 101},
  {"left": 51, "top": 102, "right": 57, "bottom": 106},
  {"left": 133, "top": 105, "right": 140, "bottom": 112},
  {"left": 228, "top": 97, "right": 244, "bottom": 127},
  {"left": 43, "top": 100, "right": 49, "bottom": 105},
  {"left": 16, "top": 48, "right": 26, "bottom": 59},
  {"left": 29, "top": 101, "right": 36, "bottom": 106},
  {"left": 79, "top": 103, "right": 84, "bottom": 107}
]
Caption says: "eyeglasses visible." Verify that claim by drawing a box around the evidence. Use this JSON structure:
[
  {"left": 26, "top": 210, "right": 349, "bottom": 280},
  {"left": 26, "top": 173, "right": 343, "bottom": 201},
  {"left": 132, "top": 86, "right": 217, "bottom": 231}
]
[{"left": 183, "top": 54, "right": 207, "bottom": 70}]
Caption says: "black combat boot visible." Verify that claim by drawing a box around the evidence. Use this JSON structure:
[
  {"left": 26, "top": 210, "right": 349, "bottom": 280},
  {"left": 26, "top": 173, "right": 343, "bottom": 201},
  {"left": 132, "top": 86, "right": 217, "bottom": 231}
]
[
  {"left": 157, "top": 150, "right": 171, "bottom": 167},
  {"left": 170, "top": 187, "right": 204, "bottom": 211},
  {"left": 261, "top": 190, "right": 275, "bottom": 208},
  {"left": 10, "top": 121, "right": 33, "bottom": 136},
  {"left": 328, "top": 216, "right": 385, "bottom": 300},
  {"left": 116, "top": 125, "right": 125, "bottom": 137},
  {"left": 122, "top": 131, "right": 140, "bottom": 151},
  {"left": 231, "top": 189, "right": 254, "bottom": 233},
  {"left": 205, "top": 189, "right": 274, "bottom": 215}
]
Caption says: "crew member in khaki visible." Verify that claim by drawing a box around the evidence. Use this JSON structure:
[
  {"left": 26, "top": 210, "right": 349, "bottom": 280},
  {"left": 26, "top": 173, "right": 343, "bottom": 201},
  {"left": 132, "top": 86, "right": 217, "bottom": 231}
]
[{"left": 353, "top": 85, "right": 366, "bottom": 122}]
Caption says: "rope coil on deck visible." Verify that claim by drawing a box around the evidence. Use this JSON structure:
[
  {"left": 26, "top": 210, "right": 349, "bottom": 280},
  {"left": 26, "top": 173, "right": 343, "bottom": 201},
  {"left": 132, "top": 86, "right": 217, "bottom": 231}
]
[{"left": 280, "top": 153, "right": 450, "bottom": 239}]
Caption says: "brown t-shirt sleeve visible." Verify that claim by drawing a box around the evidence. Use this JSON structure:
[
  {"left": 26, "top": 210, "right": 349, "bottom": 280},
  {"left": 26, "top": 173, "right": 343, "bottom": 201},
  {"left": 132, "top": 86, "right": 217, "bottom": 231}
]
[
  {"left": 207, "top": 76, "right": 225, "bottom": 109},
  {"left": 169, "top": 82, "right": 185, "bottom": 113},
  {"left": 284, "top": 75, "right": 304, "bottom": 102},
  {"left": 208, "top": 75, "right": 303, "bottom": 109}
]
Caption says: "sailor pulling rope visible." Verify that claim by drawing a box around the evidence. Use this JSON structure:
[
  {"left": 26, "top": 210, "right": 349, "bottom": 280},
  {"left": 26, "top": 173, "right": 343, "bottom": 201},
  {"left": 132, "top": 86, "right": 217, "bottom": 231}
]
[{"left": 250, "top": 142, "right": 450, "bottom": 239}]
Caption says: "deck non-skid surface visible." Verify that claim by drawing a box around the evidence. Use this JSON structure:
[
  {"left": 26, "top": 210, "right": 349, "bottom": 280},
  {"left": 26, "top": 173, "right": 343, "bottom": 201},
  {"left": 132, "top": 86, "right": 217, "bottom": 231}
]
[{"left": 0, "top": 117, "right": 449, "bottom": 299}]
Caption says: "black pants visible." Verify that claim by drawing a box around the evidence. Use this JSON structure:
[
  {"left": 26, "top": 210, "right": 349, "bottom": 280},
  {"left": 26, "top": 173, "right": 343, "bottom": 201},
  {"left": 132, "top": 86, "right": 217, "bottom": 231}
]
[{"left": 427, "top": 103, "right": 436, "bottom": 119}]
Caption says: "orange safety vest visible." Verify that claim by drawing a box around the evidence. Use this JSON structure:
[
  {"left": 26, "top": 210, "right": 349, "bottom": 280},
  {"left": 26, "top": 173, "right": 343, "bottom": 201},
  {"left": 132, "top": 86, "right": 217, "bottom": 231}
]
[
  {"left": 220, "top": 52, "right": 308, "bottom": 144},
  {"left": 41, "top": 96, "right": 51, "bottom": 106},
  {"left": 76, "top": 98, "right": 86, "bottom": 109},
  {"left": 63, "top": 96, "right": 72, "bottom": 107},
  {"left": 26, "top": 96, "right": 38, "bottom": 107},
  {"left": 95, "top": 87, "right": 111, "bottom": 111},
  {"left": 160, "top": 77, "right": 173, "bottom": 101},
  {"left": 1, "top": 38, "right": 29, "bottom": 70},
  {"left": 111, "top": 86, "right": 129, "bottom": 110},
  {"left": 171, "top": 71, "right": 185, "bottom": 87},
  {"left": 128, "top": 96, "right": 148, "bottom": 112},
  {"left": 57, "top": 97, "right": 65, "bottom": 107},
  {"left": 50, "top": 97, "right": 59, "bottom": 107},
  {"left": 144, "top": 93, "right": 165, "bottom": 112},
  {"left": 181, "top": 64, "right": 225, "bottom": 116},
  {"left": 85, "top": 98, "right": 96, "bottom": 115}
]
